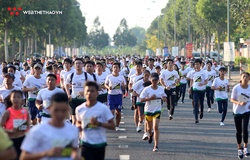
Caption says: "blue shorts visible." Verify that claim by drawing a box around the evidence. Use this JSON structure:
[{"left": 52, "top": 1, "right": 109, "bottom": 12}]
[
  {"left": 28, "top": 99, "right": 38, "bottom": 120},
  {"left": 108, "top": 94, "right": 122, "bottom": 112}
]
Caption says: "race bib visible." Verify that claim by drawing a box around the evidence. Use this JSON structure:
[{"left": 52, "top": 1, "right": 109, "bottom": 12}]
[
  {"left": 13, "top": 119, "right": 26, "bottom": 128},
  {"left": 150, "top": 99, "right": 161, "bottom": 107},
  {"left": 238, "top": 93, "right": 250, "bottom": 103}
]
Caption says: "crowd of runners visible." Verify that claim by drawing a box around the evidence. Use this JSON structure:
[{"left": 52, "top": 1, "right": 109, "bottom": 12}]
[{"left": 0, "top": 55, "right": 249, "bottom": 159}]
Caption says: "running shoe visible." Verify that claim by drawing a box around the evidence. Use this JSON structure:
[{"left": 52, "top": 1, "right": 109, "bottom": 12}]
[
  {"left": 148, "top": 132, "right": 154, "bottom": 144},
  {"left": 238, "top": 149, "right": 244, "bottom": 159},
  {"left": 220, "top": 122, "right": 225, "bottom": 126},
  {"left": 136, "top": 123, "right": 142, "bottom": 132},
  {"left": 244, "top": 148, "right": 250, "bottom": 157},
  {"left": 199, "top": 112, "right": 203, "bottom": 119},
  {"left": 169, "top": 115, "right": 173, "bottom": 120},
  {"left": 153, "top": 146, "right": 159, "bottom": 152},
  {"left": 115, "top": 126, "right": 120, "bottom": 131},
  {"left": 207, "top": 108, "right": 211, "bottom": 112},
  {"left": 211, "top": 104, "right": 216, "bottom": 109},
  {"left": 195, "top": 119, "right": 199, "bottom": 124},
  {"left": 142, "top": 132, "right": 149, "bottom": 140}
]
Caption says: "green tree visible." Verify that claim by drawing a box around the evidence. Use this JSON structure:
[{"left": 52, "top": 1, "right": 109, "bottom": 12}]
[
  {"left": 87, "top": 16, "right": 110, "bottom": 50},
  {"left": 113, "top": 18, "right": 137, "bottom": 47},
  {"left": 130, "top": 27, "right": 146, "bottom": 44}
]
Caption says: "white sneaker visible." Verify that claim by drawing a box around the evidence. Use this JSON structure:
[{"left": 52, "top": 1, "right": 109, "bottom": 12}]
[
  {"left": 115, "top": 126, "right": 120, "bottom": 131},
  {"left": 244, "top": 148, "right": 250, "bottom": 157},
  {"left": 220, "top": 122, "right": 225, "bottom": 126},
  {"left": 238, "top": 149, "right": 244, "bottom": 159},
  {"left": 207, "top": 108, "right": 211, "bottom": 112},
  {"left": 142, "top": 132, "right": 149, "bottom": 140},
  {"left": 136, "top": 123, "right": 142, "bottom": 132}
]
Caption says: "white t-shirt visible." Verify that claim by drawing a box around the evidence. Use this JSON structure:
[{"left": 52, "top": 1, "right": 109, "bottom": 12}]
[
  {"left": 96, "top": 72, "right": 108, "bottom": 95},
  {"left": 206, "top": 70, "right": 216, "bottom": 87},
  {"left": 212, "top": 77, "right": 229, "bottom": 101},
  {"left": 160, "top": 69, "right": 179, "bottom": 88},
  {"left": 65, "top": 72, "right": 94, "bottom": 98},
  {"left": 179, "top": 69, "right": 188, "bottom": 84},
  {"left": 36, "top": 88, "right": 64, "bottom": 122},
  {"left": 146, "top": 67, "right": 156, "bottom": 73},
  {"left": 60, "top": 69, "right": 74, "bottom": 86},
  {"left": 0, "top": 86, "right": 22, "bottom": 120},
  {"left": 105, "top": 74, "right": 126, "bottom": 95},
  {"left": 128, "top": 68, "right": 136, "bottom": 78},
  {"left": 129, "top": 73, "right": 143, "bottom": 87},
  {"left": 121, "top": 66, "right": 130, "bottom": 77},
  {"left": 76, "top": 102, "right": 113, "bottom": 147},
  {"left": 21, "top": 121, "right": 78, "bottom": 160},
  {"left": 140, "top": 86, "right": 167, "bottom": 115},
  {"left": 104, "top": 68, "right": 111, "bottom": 75},
  {"left": 132, "top": 79, "right": 148, "bottom": 102},
  {"left": 23, "top": 75, "right": 46, "bottom": 99},
  {"left": 231, "top": 84, "right": 250, "bottom": 115},
  {"left": 188, "top": 70, "right": 208, "bottom": 91}
]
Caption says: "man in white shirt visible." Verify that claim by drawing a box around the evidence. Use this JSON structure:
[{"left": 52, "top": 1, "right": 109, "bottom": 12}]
[
  {"left": 21, "top": 92, "right": 80, "bottom": 160},
  {"left": 60, "top": 58, "right": 74, "bottom": 90},
  {"left": 65, "top": 58, "right": 94, "bottom": 125},
  {"left": 35, "top": 74, "right": 64, "bottom": 123}
]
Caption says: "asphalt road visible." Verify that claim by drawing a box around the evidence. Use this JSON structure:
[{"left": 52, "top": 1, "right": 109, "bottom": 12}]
[{"left": 104, "top": 87, "right": 241, "bottom": 160}]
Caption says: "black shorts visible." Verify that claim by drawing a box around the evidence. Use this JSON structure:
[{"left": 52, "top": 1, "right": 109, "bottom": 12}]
[
  {"left": 70, "top": 98, "right": 86, "bottom": 115},
  {"left": 81, "top": 145, "right": 106, "bottom": 160},
  {"left": 97, "top": 93, "right": 108, "bottom": 103}
]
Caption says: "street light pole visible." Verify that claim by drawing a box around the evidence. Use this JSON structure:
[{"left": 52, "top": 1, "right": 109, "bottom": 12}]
[
  {"left": 227, "top": 0, "right": 231, "bottom": 79},
  {"left": 174, "top": 0, "right": 176, "bottom": 46},
  {"left": 188, "top": 0, "right": 191, "bottom": 43}
]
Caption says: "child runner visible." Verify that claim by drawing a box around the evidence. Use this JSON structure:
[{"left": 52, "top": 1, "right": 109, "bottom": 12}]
[
  {"left": 1, "top": 90, "right": 30, "bottom": 159},
  {"left": 211, "top": 67, "right": 229, "bottom": 126},
  {"left": 140, "top": 73, "right": 167, "bottom": 152},
  {"left": 230, "top": 72, "right": 250, "bottom": 159},
  {"left": 20, "top": 92, "right": 80, "bottom": 160}
]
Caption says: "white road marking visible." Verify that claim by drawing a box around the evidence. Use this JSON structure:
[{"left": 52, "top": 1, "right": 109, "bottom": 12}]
[
  {"left": 118, "top": 145, "right": 128, "bottom": 148},
  {"left": 120, "top": 122, "right": 125, "bottom": 124},
  {"left": 120, "top": 155, "right": 130, "bottom": 160},
  {"left": 118, "top": 136, "right": 127, "bottom": 139},
  {"left": 119, "top": 128, "right": 126, "bottom": 131}
]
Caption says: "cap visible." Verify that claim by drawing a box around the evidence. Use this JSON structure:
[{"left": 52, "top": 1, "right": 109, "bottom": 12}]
[
  {"left": 23, "top": 62, "right": 28, "bottom": 66},
  {"left": 151, "top": 73, "right": 159, "bottom": 80},
  {"left": 180, "top": 61, "right": 186, "bottom": 64},
  {"left": 213, "top": 62, "right": 217, "bottom": 65},
  {"left": 142, "top": 64, "right": 147, "bottom": 68},
  {"left": 219, "top": 67, "right": 226, "bottom": 71},
  {"left": 4, "top": 73, "right": 15, "bottom": 79},
  {"left": 34, "top": 63, "right": 43, "bottom": 69}
]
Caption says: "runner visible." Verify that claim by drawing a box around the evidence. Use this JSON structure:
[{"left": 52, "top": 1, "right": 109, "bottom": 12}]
[
  {"left": 76, "top": 81, "right": 115, "bottom": 160},
  {"left": 65, "top": 58, "right": 93, "bottom": 125},
  {"left": 129, "top": 61, "right": 143, "bottom": 132},
  {"left": 211, "top": 67, "right": 229, "bottom": 126},
  {"left": 205, "top": 61, "right": 216, "bottom": 112},
  {"left": 230, "top": 72, "right": 250, "bottom": 159},
  {"left": 132, "top": 70, "right": 151, "bottom": 139},
  {"left": 60, "top": 58, "right": 74, "bottom": 90},
  {"left": 22, "top": 63, "right": 46, "bottom": 125},
  {"left": 1, "top": 90, "right": 29, "bottom": 159},
  {"left": 188, "top": 59, "right": 208, "bottom": 123},
  {"left": 0, "top": 73, "right": 22, "bottom": 121},
  {"left": 146, "top": 58, "right": 156, "bottom": 73},
  {"left": 35, "top": 74, "right": 64, "bottom": 123},
  {"left": 96, "top": 62, "right": 108, "bottom": 104},
  {"left": 179, "top": 61, "right": 188, "bottom": 103},
  {"left": 105, "top": 62, "right": 126, "bottom": 131},
  {"left": 140, "top": 73, "right": 167, "bottom": 152},
  {"left": 20, "top": 92, "right": 80, "bottom": 160},
  {"left": 160, "top": 59, "right": 179, "bottom": 120}
]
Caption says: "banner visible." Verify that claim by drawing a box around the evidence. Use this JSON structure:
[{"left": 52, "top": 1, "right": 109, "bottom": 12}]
[
  {"left": 223, "top": 42, "right": 235, "bottom": 62},
  {"left": 186, "top": 43, "right": 193, "bottom": 58},
  {"left": 163, "top": 46, "right": 169, "bottom": 57},
  {"left": 172, "top": 46, "right": 178, "bottom": 57}
]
